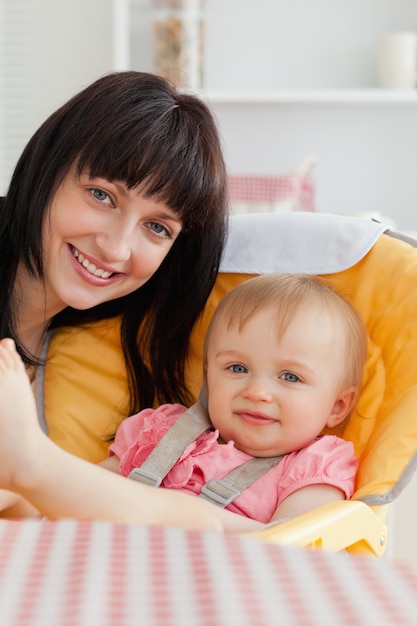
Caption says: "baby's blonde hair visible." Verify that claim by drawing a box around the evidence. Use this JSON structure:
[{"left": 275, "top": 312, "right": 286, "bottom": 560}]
[{"left": 204, "top": 273, "right": 368, "bottom": 391}]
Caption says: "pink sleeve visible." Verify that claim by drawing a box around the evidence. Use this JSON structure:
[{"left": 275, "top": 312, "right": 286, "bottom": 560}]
[
  {"left": 108, "top": 408, "right": 155, "bottom": 460},
  {"left": 277, "top": 436, "right": 358, "bottom": 504},
  {"left": 108, "top": 403, "right": 187, "bottom": 477}
]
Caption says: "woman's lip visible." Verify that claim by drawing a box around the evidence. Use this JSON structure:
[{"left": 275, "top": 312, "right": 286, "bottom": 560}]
[
  {"left": 235, "top": 411, "right": 276, "bottom": 426},
  {"left": 69, "top": 245, "right": 119, "bottom": 275},
  {"left": 67, "top": 244, "right": 124, "bottom": 285}
]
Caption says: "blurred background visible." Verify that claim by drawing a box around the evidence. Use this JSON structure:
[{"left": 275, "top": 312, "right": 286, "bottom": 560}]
[{"left": 2, "top": 0, "right": 417, "bottom": 231}]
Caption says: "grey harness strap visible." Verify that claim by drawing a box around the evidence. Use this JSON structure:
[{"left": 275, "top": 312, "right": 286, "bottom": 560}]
[
  {"left": 34, "top": 330, "right": 53, "bottom": 435},
  {"left": 128, "top": 399, "right": 211, "bottom": 487},
  {"left": 128, "top": 393, "right": 284, "bottom": 506},
  {"left": 199, "top": 455, "right": 284, "bottom": 508}
]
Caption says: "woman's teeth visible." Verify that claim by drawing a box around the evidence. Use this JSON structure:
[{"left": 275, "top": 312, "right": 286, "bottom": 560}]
[{"left": 72, "top": 248, "right": 113, "bottom": 278}]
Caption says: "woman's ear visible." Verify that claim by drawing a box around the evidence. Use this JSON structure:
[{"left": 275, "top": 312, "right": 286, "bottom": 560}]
[{"left": 326, "top": 387, "right": 357, "bottom": 429}]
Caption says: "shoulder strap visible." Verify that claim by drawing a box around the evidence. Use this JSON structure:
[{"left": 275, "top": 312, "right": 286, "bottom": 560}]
[
  {"left": 34, "top": 330, "right": 53, "bottom": 435},
  {"left": 198, "top": 455, "right": 284, "bottom": 508},
  {"left": 128, "top": 398, "right": 211, "bottom": 487}
]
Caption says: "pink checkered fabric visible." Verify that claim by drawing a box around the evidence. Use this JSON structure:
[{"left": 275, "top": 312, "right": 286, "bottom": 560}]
[
  {"left": 1, "top": 519, "right": 417, "bottom": 626},
  {"left": 228, "top": 173, "right": 315, "bottom": 212}
]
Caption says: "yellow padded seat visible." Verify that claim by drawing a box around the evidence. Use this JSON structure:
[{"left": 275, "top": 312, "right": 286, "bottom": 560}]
[{"left": 43, "top": 227, "right": 417, "bottom": 553}]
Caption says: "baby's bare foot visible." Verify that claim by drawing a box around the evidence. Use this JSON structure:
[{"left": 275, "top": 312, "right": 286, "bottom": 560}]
[
  {"left": 0, "top": 337, "right": 26, "bottom": 367},
  {"left": 0, "top": 339, "right": 42, "bottom": 490}
]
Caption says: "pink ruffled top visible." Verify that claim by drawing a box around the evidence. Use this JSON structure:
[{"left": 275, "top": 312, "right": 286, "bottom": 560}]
[{"left": 109, "top": 403, "right": 358, "bottom": 524}]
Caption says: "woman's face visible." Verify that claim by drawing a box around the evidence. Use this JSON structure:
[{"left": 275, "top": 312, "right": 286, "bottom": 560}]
[{"left": 41, "top": 168, "right": 183, "bottom": 314}]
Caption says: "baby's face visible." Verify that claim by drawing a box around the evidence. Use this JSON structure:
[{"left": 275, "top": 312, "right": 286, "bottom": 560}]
[{"left": 205, "top": 305, "right": 352, "bottom": 457}]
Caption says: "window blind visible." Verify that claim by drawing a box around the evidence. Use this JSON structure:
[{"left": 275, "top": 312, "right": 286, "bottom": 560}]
[{"left": 0, "top": 0, "right": 33, "bottom": 193}]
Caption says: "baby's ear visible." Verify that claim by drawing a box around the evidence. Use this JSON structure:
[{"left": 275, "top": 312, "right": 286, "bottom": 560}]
[{"left": 326, "top": 387, "right": 357, "bottom": 428}]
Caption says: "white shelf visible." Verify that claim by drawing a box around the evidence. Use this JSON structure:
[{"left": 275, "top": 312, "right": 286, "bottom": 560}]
[
  {"left": 195, "top": 88, "right": 417, "bottom": 105},
  {"left": 117, "top": 0, "right": 417, "bottom": 231}
]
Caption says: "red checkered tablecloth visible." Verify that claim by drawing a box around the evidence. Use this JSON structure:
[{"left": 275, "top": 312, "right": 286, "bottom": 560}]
[{"left": 0, "top": 519, "right": 416, "bottom": 626}]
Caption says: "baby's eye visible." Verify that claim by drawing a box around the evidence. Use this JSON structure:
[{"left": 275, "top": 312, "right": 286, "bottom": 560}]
[
  {"left": 229, "top": 364, "right": 247, "bottom": 374},
  {"left": 281, "top": 372, "right": 300, "bottom": 383}
]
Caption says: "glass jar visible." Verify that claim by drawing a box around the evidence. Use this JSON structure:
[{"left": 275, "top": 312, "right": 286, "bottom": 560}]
[{"left": 152, "top": 0, "right": 204, "bottom": 89}]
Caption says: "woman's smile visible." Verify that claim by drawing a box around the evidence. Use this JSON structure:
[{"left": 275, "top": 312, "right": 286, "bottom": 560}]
[
  {"left": 68, "top": 245, "right": 124, "bottom": 284},
  {"left": 71, "top": 246, "right": 115, "bottom": 279},
  {"left": 39, "top": 170, "right": 182, "bottom": 314}
]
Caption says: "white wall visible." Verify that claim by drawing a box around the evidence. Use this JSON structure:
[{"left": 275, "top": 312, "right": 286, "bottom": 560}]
[
  {"left": 0, "top": 0, "right": 113, "bottom": 191},
  {"left": 205, "top": 0, "right": 417, "bottom": 231},
  {"left": 204, "top": 0, "right": 417, "bottom": 90},
  {"left": 122, "top": 0, "right": 417, "bottom": 230},
  {"left": 3, "top": 0, "right": 417, "bottom": 228},
  {"left": 388, "top": 472, "right": 417, "bottom": 563},
  {"left": 30, "top": 0, "right": 114, "bottom": 122}
]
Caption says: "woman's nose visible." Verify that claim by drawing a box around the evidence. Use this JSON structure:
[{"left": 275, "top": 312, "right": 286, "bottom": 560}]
[{"left": 96, "top": 223, "right": 134, "bottom": 262}]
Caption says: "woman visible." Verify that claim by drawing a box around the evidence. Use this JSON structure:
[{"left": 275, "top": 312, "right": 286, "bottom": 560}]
[
  {"left": 1, "top": 70, "right": 227, "bottom": 408},
  {"left": 0, "top": 70, "right": 228, "bottom": 522}
]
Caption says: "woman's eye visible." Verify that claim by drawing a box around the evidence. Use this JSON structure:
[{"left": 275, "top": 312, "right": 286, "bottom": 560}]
[
  {"left": 148, "top": 222, "right": 171, "bottom": 238},
  {"left": 229, "top": 364, "right": 247, "bottom": 374},
  {"left": 281, "top": 372, "right": 300, "bottom": 383},
  {"left": 90, "top": 188, "right": 112, "bottom": 205}
]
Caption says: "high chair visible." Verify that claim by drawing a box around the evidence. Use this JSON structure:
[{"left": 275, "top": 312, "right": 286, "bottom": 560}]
[
  {"left": 185, "top": 212, "right": 417, "bottom": 557},
  {"left": 42, "top": 211, "right": 417, "bottom": 558}
]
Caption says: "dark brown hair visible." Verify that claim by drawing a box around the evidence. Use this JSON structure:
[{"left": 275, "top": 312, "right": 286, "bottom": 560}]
[{"left": 1, "top": 71, "right": 228, "bottom": 413}]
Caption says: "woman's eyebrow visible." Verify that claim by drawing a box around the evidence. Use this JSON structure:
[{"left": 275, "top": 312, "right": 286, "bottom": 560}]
[{"left": 154, "top": 211, "right": 182, "bottom": 223}]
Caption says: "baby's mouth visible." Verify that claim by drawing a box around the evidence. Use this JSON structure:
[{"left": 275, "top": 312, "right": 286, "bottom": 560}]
[
  {"left": 236, "top": 411, "right": 276, "bottom": 426},
  {"left": 71, "top": 246, "right": 114, "bottom": 279}
]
